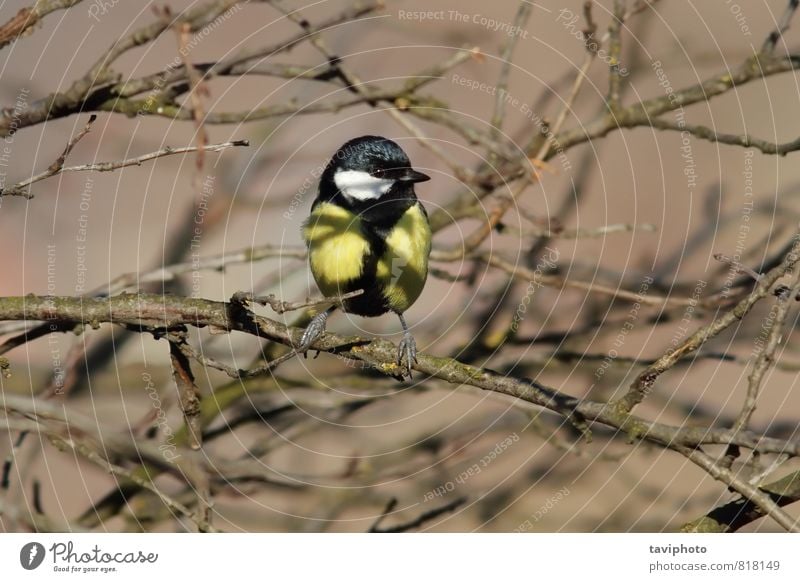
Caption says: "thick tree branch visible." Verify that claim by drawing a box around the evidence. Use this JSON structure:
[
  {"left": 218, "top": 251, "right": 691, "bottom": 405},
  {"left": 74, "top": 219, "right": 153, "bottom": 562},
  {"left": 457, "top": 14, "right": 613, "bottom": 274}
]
[{"left": 1, "top": 291, "right": 799, "bottom": 460}]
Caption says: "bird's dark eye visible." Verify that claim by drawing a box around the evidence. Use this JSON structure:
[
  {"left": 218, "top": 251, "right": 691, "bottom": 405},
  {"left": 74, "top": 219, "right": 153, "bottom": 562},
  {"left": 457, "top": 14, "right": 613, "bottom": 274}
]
[{"left": 373, "top": 168, "right": 404, "bottom": 179}]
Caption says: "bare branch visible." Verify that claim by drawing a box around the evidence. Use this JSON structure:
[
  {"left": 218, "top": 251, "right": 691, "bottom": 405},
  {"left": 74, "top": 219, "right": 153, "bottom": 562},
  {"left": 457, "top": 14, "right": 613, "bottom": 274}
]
[
  {"left": 0, "top": 0, "right": 386, "bottom": 136},
  {"left": 614, "top": 231, "right": 800, "bottom": 414},
  {"left": 649, "top": 118, "right": 800, "bottom": 156},
  {"left": 718, "top": 267, "right": 800, "bottom": 471},
  {"left": 734, "top": 269, "right": 800, "bottom": 431},
  {"left": 1, "top": 394, "right": 218, "bottom": 531},
  {"left": 553, "top": 54, "right": 800, "bottom": 157}
]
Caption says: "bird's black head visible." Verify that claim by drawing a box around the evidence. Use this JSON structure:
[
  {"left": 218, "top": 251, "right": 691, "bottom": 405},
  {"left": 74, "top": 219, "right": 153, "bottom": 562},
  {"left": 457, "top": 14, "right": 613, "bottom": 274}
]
[{"left": 319, "top": 136, "right": 430, "bottom": 206}]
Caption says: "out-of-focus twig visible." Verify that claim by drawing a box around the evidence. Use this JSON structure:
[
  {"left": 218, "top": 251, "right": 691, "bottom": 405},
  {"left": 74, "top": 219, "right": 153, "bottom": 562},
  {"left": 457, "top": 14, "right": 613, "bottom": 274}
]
[
  {"left": 369, "top": 497, "right": 466, "bottom": 532},
  {"left": 489, "top": 2, "right": 532, "bottom": 139},
  {"left": 762, "top": 0, "right": 800, "bottom": 53}
]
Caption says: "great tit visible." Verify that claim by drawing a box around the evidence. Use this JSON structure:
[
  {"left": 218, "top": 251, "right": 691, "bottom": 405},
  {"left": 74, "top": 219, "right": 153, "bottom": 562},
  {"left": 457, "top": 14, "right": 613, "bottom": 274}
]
[{"left": 299, "top": 135, "right": 431, "bottom": 376}]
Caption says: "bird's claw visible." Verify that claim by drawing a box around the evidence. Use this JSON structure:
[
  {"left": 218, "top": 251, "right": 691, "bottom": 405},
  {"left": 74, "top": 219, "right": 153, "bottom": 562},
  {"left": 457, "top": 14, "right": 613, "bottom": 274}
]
[{"left": 397, "top": 332, "right": 417, "bottom": 378}]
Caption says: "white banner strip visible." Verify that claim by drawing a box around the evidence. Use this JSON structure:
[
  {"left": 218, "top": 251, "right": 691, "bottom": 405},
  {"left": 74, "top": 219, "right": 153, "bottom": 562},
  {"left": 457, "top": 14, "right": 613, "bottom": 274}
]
[{"left": 1, "top": 533, "right": 798, "bottom": 581}]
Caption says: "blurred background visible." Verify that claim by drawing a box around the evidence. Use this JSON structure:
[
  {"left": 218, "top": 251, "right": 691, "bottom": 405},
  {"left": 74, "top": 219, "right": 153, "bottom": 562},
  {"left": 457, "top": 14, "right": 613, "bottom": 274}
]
[{"left": 1, "top": 0, "right": 799, "bottom": 532}]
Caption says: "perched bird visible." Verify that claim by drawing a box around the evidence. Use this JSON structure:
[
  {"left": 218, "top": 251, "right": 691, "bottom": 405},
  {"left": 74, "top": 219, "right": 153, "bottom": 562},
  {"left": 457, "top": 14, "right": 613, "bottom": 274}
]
[{"left": 300, "top": 135, "right": 431, "bottom": 376}]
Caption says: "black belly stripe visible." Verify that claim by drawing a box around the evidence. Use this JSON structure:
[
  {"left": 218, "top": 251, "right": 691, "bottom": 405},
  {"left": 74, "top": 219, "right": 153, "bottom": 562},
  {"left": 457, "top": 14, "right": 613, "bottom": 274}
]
[{"left": 341, "top": 243, "right": 391, "bottom": 317}]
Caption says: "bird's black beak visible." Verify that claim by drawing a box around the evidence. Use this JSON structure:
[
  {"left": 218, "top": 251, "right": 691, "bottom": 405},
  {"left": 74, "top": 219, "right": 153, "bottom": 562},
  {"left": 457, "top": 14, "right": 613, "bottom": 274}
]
[
  {"left": 375, "top": 167, "right": 430, "bottom": 183},
  {"left": 393, "top": 168, "right": 431, "bottom": 183}
]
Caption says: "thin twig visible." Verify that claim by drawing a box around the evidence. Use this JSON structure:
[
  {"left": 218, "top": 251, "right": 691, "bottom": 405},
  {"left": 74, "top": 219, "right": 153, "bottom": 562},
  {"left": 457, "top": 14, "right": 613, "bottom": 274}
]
[
  {"left": 432, "top": 178, "right": 534, "bottom": 262},
  {"left": 762, "top": 0, "right": 800, "bottom": 53},
  {"left": 170, "top": 331, "right": 296, "bottom": 379},
  {"left": 607, "top": 0, "right": 626, "bottom": 109},
  {"left": 713, "top": 253, "right": 763, "bottom": 282},
  {"left": 473, "top": 251, "right": 696, "bottom": 307},
  {"left": 0, "top": 0, "right": 386, "bottom": 136},
  {"left": 367, "top": 497, "right": 398, "bottom": 532},
  {"left": 370, "top": 497, "right": 466, "bottom": 533},
  {"left": 649, "top": 118, "right": 800, "bottom": 156},
  {"left": 0, "top": 114, "right": 96, "bottom": 198},
  {"left": 0, "top": 139, "right": 248, "bottom": 198}
]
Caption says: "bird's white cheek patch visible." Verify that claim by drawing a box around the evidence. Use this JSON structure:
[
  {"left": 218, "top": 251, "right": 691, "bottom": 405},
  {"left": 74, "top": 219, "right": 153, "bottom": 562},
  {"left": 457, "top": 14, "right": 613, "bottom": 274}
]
[{"left": 334, "top": 170, "right": 395, "bottom": 201}]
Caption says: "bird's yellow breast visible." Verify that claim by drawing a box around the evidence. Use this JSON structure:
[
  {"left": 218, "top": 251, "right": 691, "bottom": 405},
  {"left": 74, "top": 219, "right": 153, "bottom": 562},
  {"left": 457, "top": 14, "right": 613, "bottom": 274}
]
[
  {"left": 303, "top": 202, "right": 369, "bottom": 296},
  {"left": 377, "top": 204, "right": 431, "bottom": 312},
  {"left": 303, "top": 201, "right": 431, "bottom": 313}
]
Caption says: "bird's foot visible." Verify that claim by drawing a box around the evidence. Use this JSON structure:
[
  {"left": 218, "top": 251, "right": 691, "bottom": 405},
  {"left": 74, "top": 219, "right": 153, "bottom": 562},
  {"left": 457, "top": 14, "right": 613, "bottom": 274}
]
[
  {"left": 297, "top": 310, "right": 330, "bottom": 356},
  {"left": 396, "top": 331, "right": 417, "bottom": 378}
]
